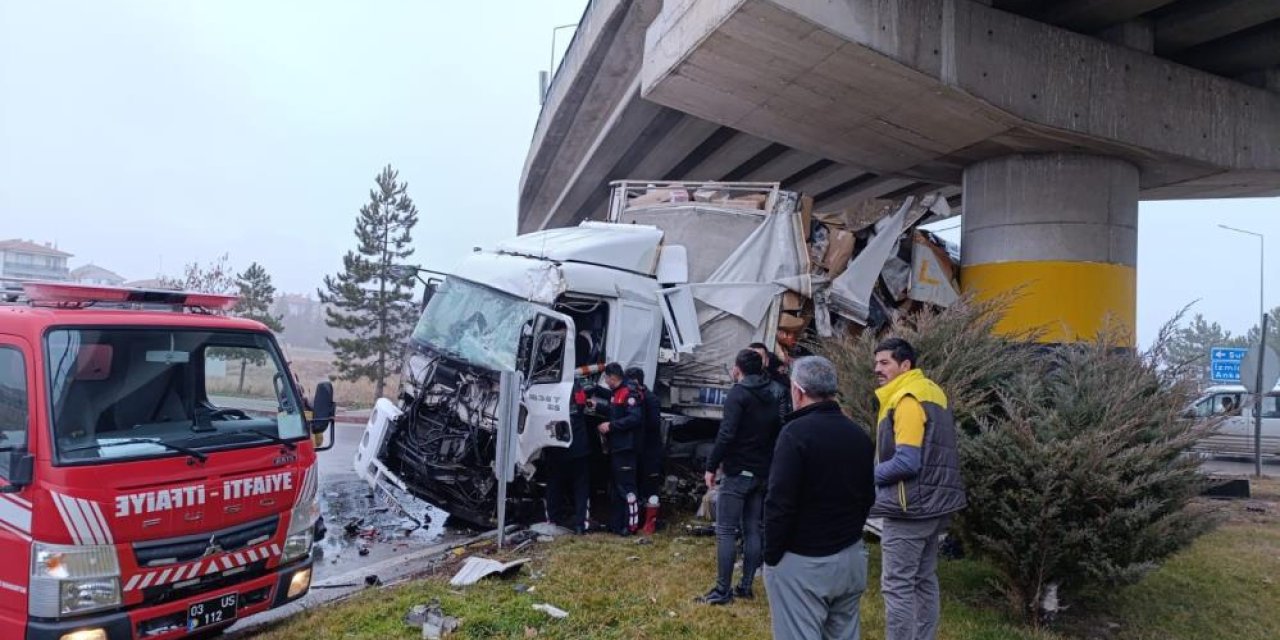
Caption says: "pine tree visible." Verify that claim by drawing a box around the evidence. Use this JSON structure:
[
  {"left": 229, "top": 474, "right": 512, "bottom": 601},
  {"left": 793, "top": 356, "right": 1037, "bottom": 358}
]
[
  {"left": 319, "top": 165, "right": 420, "bottom": 400},
  {"left": 819, "top": 300, "right": 1219, "bottom": 626},
  {"left": 1166, "top": 313, "right": 1251, "bottom": 384},
  {"left": 1242, "top": 305, "right": 1280, "bottom": 353},
  {"left": 232, "top": 262, "right": 283, "bottom": 391}
]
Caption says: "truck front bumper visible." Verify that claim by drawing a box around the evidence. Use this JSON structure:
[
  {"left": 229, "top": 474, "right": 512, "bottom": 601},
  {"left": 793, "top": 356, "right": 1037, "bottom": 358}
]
[{"left": 25, "top": 556, "right": 314, "bottom": 640}]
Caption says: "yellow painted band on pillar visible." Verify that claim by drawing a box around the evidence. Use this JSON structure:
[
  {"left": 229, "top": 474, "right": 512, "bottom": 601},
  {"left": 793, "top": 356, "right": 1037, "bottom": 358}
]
[{"left": 960, "top": 261, "right": 1136, "bottom": 345}]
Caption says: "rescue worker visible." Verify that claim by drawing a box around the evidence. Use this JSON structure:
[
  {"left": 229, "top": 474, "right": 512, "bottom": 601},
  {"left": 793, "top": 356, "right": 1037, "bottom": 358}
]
[
  {"left": 599, "top": 362, "right": 643, "bottom": 535},
  {"left": 544, "top": 381, "right": 591, "bottom": 534},
  {"left": 627, "top": 366, "right": 664, "bottom": 535}
]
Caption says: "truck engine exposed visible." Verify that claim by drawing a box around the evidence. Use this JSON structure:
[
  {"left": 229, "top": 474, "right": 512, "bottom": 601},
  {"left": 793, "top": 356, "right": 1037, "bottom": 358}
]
[{"left": 383, "top": 351, "right": 513, "bottom": 526}]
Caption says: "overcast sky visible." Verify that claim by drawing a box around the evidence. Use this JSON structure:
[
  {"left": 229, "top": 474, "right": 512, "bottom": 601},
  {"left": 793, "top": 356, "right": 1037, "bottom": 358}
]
[{"left": 2, "top": 1, "right": 1277, "bottom": 346}]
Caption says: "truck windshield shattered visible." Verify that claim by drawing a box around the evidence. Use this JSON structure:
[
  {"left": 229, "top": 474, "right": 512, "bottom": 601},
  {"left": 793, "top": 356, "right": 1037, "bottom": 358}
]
[
  {"left": 410, "top": 277, "right": 540, "bottom": 371},
  {"left": 46, "top": 328, "right": 307, "bottom": 464}
]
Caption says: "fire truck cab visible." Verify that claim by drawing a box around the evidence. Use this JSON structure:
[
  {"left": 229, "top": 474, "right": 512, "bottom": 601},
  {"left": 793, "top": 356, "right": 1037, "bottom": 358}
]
[{"left": 0, "top": 283, "right": 334, "bottom": 640}]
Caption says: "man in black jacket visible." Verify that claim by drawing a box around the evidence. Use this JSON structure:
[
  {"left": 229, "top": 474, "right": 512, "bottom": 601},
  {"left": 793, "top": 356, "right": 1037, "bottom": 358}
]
[
  {"left": 599, "top": 362, "right": 643, "bottom": 535},
  {"left": 698, "top": 349, "right": 781, "bottom": 605},
  {"left": 764, "top": 355, "right": 875, "bottom": 639},
  {"left": 749, "top": 341, "right": 792, "bottom": 419}
]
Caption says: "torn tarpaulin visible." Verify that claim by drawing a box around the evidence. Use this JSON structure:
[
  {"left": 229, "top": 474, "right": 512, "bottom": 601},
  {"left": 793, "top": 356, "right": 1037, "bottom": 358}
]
[{"left": 827, "top": 198, "right": 910, "bottom": 324}]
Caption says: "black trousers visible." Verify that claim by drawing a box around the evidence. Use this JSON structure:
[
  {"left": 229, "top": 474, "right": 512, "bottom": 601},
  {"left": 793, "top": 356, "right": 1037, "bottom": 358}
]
[
  {"left": 545, "top": 457, "right": 590, "bottom": 530},
  {"left": 638, "top": 444, "right": 664, "bottom": 501},
  {"left": 609, "top": 449, "right": 639, "bottom": 533}
]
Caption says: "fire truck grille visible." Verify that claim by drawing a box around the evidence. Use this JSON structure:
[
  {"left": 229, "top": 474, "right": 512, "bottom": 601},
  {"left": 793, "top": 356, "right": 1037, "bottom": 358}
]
[{"left": 132, "top": 516, "right": 280, "bottom": 567}]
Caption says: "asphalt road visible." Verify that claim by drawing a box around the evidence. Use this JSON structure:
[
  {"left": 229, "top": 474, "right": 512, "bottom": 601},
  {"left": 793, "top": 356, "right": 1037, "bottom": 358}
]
[
  {"left": 227, "top": 423, "right": 469, "bottom": 635},
  {"left": 1200, "top": 454, "right": 1280, "bottom": 478}
]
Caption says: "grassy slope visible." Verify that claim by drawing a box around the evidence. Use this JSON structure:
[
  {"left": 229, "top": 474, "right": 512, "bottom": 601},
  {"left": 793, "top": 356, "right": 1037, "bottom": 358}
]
[{"left": 255, "top": 482, "right": 1280, "bottom": 640}]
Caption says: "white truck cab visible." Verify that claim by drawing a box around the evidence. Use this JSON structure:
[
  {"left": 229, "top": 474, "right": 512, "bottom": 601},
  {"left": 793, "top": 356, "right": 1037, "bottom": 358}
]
[{"left": 355, "top": 182, "right": 812, "bottom": 525}]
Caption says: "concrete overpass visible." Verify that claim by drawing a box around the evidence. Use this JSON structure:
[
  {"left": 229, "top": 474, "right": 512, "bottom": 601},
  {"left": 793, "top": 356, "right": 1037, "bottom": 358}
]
[{"left": 519, "top": 0, "right": 1280, "bottom": 342}]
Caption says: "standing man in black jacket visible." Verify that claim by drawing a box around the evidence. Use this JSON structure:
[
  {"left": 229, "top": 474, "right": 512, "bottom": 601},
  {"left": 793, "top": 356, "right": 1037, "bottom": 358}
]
[
  {"left": 599, "top": 362, "right": 643, "bottom": 535},
  {"left": 698, "top": 349, "right": 781, "bottom": 605},
  {"left": 764, "top": 355, "right": 875, "bottom": 639}
]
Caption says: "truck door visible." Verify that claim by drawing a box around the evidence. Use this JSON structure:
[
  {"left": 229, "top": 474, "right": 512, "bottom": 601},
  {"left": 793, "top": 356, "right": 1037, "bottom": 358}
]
[
  {"left": 518, "top": 312, "right": 576, "bottom": 466},
  {"left": 0, "top": 336, "right": 33, "bottom": 636},
  {"left": 610, "top": 292, "right": 664, "bottom": 389}
]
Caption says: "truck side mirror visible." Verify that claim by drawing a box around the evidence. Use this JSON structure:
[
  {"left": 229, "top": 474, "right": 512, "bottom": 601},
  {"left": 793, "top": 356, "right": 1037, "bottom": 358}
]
[
  {"left": 0, "top": 449, "right": 34, "bottom": 493},
  {"left": 311, "top": 382, "right": 335, "bottom": 435}
]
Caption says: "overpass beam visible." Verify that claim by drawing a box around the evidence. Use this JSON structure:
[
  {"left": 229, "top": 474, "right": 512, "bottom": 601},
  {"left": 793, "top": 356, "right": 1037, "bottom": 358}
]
[{"left": 960, "top": 154, "right": 1138, "bottom": 344}]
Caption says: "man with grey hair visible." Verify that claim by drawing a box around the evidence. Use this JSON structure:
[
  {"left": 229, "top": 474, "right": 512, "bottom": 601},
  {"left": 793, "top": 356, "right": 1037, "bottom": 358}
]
[{"left": 763, "top": 356, "right": 876, "bottom": 639}]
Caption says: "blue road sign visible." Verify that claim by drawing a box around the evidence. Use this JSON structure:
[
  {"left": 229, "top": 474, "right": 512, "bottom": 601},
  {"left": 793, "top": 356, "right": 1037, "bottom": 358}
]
[{"left": 1210, "top": 347, "right": 1248, "bottom": 383}]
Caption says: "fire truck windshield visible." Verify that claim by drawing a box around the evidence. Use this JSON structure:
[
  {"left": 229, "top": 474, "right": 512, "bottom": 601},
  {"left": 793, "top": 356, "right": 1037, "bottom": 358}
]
[{"left": 45, "top": 328, "right": 307, "bottom": 464}]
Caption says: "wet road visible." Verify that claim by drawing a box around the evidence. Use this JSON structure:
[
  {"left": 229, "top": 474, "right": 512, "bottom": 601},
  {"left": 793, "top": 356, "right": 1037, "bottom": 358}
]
[{"left": 227, "top": 423, "right": 470, "bottom": 635}]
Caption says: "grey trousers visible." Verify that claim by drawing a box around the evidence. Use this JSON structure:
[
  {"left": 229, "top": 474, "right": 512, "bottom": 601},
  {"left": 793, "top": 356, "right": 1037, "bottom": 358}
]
[
  {"left": 881, "top": 516, "right": 950, "bottom": 640},
  {"left": 764, "top": 541, "right": 868, "bottom": 640}
]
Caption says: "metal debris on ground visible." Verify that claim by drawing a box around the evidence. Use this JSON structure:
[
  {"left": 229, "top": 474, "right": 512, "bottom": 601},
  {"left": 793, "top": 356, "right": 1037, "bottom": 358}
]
[
  {"left": 684, "top": 524, "right": 715, "bottom": 537},
  {"left": 530, "top": 522, "right": 573, "bottom": 538},
  {"left": 635, "top": 537, "right": 653, "bottom": 545},
  {"left": 531, "top": 603, "right": 569, "bottom": 619},
  {"left": 449, "top": 557, "right": 531, "bottom": 587},
  {"left": 364, "top": 575, "right": 381, "bottom": 587},
  {"left": 414, "top": 598, "right": 460, "bottom": 640}
]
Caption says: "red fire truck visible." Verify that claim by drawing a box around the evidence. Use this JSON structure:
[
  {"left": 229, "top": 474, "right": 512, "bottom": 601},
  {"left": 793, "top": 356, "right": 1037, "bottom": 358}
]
[{"left": 0, "top": 282, "right": 334, "bottom": 640}]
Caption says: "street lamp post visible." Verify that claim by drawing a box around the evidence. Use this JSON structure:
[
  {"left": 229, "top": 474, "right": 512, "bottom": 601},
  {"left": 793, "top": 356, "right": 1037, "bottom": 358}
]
[{"left": 1219, "top": 224, "right": 1267, "bottom": 477}]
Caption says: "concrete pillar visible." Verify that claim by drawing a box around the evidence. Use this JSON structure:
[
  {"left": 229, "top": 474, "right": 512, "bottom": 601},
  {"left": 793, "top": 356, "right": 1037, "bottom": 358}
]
[{"left": 961, "top": 154, "right": 1139, "bottom": 344}]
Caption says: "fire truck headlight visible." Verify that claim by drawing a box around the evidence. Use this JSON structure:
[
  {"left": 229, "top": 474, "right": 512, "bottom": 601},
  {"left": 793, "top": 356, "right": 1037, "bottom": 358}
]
[
  {"left": 30, "top": 544, "right": 121, "bottom": 618},
  {"left": 282, "top": 529, "right": 314, "bottom": 563},
  {"left": 59, "top": 578, "right": 122, "bottom": 616}
]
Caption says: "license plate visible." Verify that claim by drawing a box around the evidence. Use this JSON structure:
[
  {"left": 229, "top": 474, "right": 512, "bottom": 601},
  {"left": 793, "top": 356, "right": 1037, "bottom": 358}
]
[{"left": 187, "top": 593, "right": 238, "bottom": 631}]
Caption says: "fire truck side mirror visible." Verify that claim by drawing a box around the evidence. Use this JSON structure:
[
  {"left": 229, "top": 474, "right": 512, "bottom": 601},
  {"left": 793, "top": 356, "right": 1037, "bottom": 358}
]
[
  {"left": 0, "top": 450, "right": 33, "bottom": 492},
  {"left": 311, "top": 382, "right": 336, "bottom": 435}
]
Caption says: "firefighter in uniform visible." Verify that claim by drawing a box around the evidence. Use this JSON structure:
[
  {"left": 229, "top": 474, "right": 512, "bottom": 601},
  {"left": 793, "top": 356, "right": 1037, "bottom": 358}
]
[
  {"left": 599, "top": 362, "right": 643, "bottom": 535},
  {"left": 627, "top": 367, "right": 664, "bottom": 535}
]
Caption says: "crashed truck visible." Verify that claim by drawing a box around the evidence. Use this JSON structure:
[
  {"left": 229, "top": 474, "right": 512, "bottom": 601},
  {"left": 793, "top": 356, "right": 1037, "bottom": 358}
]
[{"left": 354, "top": 181, "right": 961, "bottom": 526}]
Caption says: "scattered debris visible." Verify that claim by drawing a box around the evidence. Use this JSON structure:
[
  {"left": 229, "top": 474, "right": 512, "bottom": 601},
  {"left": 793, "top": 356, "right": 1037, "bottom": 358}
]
[
  {"left": 635, "top": 537, "right": 653, "bottom": 546},
  {"left": 365, "top": 575, "right": 381, "bottom": 587},
  {"left": 684, "top": 524, "right": 715, "bottom": 537},
  {"left": 513, "top": 540, "right": 535, "bottom": 553},
  {"left": 532, "top": 603, "right": 569, "bottom": 619},
  {"left": 358, "top": 547, "right": 371, "bottom": 557},
  {"left": 405, "top": 599, "right": 462, "bottom": 638},
  {"left": 1246, "top": 505, "right": 1268, "bottom": 514},
  {"left": 449, "top": 557, "right": 531, "bottom": 587},
  {"left": 524, "top": 627, "right": 539, "bottom": 638},
  {"left": 627, "top": 556, "right": 640, "bottom": 562},
  {"left": 530, "top": 522, "right": 573, "bottom": 538},
  {"left": 514, "top": 584, "right": 530, "bottom": 593},
  {"left": 405, "top": 603, "right": 430, "bottom": 627},
  {"left": 537, "top": 536, "right": 555, "bottom": 543}
]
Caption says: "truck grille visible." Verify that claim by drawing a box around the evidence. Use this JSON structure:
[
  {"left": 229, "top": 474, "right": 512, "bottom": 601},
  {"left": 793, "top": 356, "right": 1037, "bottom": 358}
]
[{"left": 133, "top": 516, "right": 279, "bottom": 567}]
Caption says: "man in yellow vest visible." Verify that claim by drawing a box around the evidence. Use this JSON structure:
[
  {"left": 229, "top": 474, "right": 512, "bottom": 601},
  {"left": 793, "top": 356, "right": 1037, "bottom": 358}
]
[{"left": 872, "top": 338, "right": 967, "bottom": 640}]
